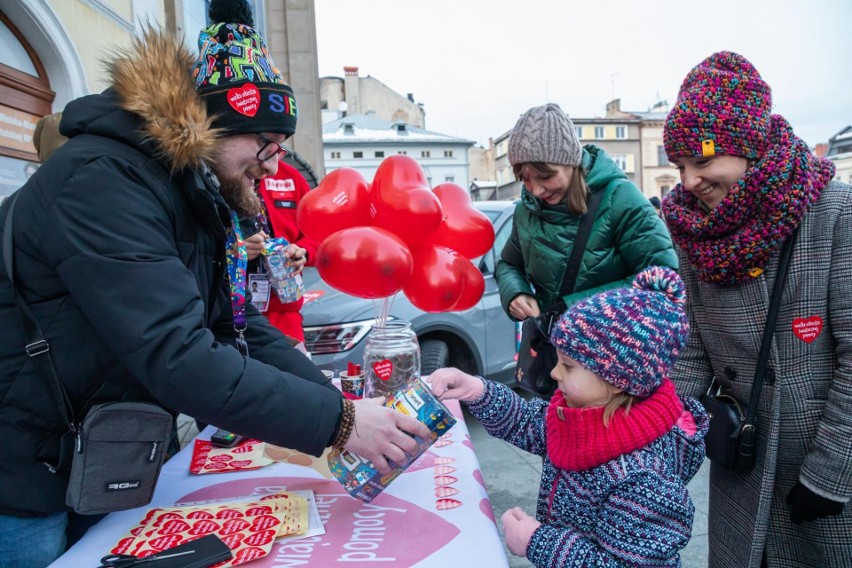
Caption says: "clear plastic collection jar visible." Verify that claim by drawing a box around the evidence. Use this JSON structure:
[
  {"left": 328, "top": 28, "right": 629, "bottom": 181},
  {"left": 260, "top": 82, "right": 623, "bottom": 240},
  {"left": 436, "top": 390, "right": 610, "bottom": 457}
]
[{"left": 363, "top": 320, "right": 420, "bottom": 398}]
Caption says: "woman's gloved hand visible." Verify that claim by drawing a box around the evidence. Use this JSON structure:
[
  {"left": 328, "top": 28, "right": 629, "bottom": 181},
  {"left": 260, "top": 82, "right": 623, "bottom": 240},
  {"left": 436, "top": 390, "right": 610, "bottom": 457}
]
[{"left": 786, "top": 482, "right": 845, "bottom": 524}]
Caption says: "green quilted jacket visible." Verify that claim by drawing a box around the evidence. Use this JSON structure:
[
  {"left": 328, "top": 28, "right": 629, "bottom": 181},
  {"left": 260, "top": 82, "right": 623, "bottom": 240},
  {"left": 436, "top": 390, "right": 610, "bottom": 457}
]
[{"left": 496, "top": 145, "right": 677, "bottom": 316}]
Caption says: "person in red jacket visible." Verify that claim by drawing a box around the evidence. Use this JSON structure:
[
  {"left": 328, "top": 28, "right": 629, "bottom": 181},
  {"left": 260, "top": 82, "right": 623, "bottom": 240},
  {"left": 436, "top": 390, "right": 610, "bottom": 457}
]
[{"left": 245, "top": 160, "right": 320, "bottom": 343}]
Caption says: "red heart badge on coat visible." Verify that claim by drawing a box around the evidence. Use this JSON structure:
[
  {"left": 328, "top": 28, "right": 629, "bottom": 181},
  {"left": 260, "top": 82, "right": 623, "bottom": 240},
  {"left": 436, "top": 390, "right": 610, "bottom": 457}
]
[
  {"left": 792, "top": 316, "right": 823, "bottom": 343},
  {"left": 373, "top": 359, "right": 394, "bottom": 381},
  {"left": 227, "top": 83, "right": 260, "bottom": 117}
]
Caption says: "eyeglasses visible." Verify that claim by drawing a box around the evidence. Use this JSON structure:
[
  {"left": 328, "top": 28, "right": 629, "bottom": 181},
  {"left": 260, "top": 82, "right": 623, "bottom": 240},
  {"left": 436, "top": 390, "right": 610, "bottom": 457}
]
[{"left": 256, "top": 134, "right": 289, "bottom": 162}]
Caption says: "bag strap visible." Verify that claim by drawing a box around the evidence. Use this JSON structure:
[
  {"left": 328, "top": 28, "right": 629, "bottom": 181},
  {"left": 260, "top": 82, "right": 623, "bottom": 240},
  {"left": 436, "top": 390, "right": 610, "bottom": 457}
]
[
  {"left": 549, "top": 188, "right": 604, "bottom": 313},
  {"left": 2, "top": 192, "right": 77, "bottom": 432},
  {"left": 743, "top": 227, "right": 799, "bottom": 423}
]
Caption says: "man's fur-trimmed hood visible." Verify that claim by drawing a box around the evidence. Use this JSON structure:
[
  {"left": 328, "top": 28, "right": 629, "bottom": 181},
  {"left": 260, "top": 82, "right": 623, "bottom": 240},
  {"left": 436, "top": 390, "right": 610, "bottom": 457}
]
[{"left": 106, "top": 26, "right": 221, "bottom": 171}]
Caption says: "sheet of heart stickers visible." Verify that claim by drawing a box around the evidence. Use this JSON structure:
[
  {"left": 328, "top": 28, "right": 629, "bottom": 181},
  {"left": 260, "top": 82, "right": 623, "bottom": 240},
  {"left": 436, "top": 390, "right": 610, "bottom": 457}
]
[
  {"left": 108, "top": 492, "right": 310, "bottom": 566},
  {"left": 190, "top": 439, "right": 275, "bottom": 474}
]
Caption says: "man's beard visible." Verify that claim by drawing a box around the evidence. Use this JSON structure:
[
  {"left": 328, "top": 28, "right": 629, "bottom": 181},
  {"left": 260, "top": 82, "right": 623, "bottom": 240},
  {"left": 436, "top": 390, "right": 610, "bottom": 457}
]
[{"left": 215, "top": 172, "right": 262, "bottom": 217}]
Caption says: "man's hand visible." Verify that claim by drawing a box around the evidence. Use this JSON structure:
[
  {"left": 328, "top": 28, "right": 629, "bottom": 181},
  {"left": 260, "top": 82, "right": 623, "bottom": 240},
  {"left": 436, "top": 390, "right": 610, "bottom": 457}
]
[
  {"left": 284, "top": 243, "right": 307, "bottom": 274},
  {"left": 244, "top": 230, "right": 268, "bottom": 261},
  {"left": 343, "top": 397, "right": 431, "bottom": 474}
]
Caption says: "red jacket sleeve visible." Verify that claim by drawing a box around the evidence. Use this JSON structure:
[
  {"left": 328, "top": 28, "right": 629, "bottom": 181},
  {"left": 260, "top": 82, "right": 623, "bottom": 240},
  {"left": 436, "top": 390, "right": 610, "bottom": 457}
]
[{"left": 258, "top": 161, "right": 321, "bottom": 266}]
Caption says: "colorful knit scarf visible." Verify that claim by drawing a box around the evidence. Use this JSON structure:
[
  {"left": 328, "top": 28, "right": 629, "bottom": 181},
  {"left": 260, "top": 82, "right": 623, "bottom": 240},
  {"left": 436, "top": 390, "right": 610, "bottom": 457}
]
[
  {"left": 662, "top": 115, "right": 835, "bottom": 285},
  {"left": 545, "top": 379, "right": 683, "bottom": 471}
]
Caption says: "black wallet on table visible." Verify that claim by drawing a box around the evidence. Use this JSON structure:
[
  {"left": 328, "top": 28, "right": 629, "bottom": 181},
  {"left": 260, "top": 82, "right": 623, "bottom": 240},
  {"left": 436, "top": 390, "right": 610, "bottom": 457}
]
[{"left": 103, "top": 534, "right": 232, "bottom": 567}]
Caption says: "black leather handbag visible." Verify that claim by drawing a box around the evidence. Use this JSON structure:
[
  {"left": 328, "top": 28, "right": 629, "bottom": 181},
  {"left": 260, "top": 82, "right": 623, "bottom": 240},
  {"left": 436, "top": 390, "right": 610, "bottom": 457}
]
[
  {"left": 699, "top": 229, "right": 797, "bottom": 473},
  {"left": 515, "top": 190, "right": 602, "bottom": 397}
]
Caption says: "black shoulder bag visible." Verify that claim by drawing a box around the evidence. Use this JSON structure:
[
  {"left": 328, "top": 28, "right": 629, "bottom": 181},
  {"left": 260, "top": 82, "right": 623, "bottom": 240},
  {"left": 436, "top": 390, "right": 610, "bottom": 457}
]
[
  {"left": 2, "top": 192, "right": 173, "bottom": 515},
  {"left": 699, "top": 228, "right": 798, "bottom": 473},
  {"left": 515, "top": 189, "right": 603, "bottom": 397}
]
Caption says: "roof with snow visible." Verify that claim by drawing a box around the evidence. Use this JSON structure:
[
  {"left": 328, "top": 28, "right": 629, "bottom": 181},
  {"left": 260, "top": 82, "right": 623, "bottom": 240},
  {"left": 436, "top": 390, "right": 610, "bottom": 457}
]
[{"left": 323, "top": 114, "right": 475, "bottom": 146}]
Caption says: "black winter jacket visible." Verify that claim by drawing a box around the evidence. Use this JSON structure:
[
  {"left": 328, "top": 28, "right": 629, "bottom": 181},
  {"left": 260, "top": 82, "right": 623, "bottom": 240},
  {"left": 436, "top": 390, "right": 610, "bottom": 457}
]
[{"left": 0, "top": 34, "right": 339, "bottom": 517}]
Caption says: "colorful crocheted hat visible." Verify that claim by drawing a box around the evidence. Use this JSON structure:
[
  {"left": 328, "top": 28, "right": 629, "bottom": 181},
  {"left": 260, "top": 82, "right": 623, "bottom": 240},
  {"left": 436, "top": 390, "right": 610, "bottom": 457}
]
[
  {"left": 664, "top": 51, "right": 771, "bottom": 160},
  {"left": 508, "top": 103, "right": 582, "bottom": 167},
  {"left": 192, "top": 0, "right": 297, "bottom": 136},
  {"left": 549, "top": 266, "right": 689, "bottom": 398}
]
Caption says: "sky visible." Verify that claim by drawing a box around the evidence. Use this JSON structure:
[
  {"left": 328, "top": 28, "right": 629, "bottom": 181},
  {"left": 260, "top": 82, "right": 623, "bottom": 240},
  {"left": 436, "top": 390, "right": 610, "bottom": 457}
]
[{"left": 314, "top": 0, "right": 852, "bottom": 149}]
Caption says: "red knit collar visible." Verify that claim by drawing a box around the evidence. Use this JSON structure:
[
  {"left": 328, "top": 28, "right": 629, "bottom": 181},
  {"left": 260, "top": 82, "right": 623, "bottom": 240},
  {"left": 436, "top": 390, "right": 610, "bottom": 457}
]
[{"left": 546, "top": 379, "right": 683, "bottom": 471}]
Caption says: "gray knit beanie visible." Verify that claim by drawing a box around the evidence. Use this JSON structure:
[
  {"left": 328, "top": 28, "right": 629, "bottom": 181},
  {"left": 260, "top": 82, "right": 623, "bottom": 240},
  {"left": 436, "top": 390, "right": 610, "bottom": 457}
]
[{"left": 507, "top": 103, "right": 582, "bottom": 167}]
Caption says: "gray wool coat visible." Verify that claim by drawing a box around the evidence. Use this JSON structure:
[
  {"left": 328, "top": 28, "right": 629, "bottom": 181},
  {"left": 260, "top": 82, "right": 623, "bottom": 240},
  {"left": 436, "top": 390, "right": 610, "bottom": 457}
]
[{"left": 669, "top": 180, "right": 852, "bottom": 568}]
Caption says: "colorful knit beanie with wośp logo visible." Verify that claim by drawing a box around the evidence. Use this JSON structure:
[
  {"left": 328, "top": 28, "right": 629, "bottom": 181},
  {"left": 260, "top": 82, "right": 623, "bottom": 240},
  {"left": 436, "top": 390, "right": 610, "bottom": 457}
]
[
  {"left": 549, "top": 266, "right": 689, "bottom": 399},
  {"left": 664, "top": 51, "right": 772, "bottom": 161},
  {"left": 192, "top": 0, "right": 297, "bottom": 137}
]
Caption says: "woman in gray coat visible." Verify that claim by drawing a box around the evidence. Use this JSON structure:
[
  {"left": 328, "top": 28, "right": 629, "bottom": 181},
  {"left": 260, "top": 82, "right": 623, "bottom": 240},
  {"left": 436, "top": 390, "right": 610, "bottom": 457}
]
[{"left": 662, "top": 52, "right": 852, "bottom": 567}]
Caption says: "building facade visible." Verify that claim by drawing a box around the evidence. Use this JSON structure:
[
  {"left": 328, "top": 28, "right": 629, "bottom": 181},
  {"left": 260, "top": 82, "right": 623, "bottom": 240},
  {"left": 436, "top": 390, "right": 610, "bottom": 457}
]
[
  {"left": 574, "top": 116, "right": 642, "bottom": 186},
  {"left": 486, "top": 99, "right": 680, "bottom": 203},
  {"left": 323, "top": 114, "right": 474, "bottom": 188},
  {"left": 319, "top": 66, "right": 425, "bottom": 129},
  {"left": 603, "top": 99, "right": 678, "bottom": 200},
  {"left": 826, "top": 125, "right": 852, "bottom": 186},
  {"left": 0, "top": 0, "right": 325, "bottom": 199},
  {"left": 492, "top": 130, "right": 521, "bottom": 200}
]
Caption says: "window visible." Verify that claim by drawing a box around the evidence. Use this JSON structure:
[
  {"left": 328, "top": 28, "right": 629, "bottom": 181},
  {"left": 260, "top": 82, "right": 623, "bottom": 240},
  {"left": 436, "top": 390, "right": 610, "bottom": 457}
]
[
  {"left": 575, "top": 127, "right": 583, "bottom": 139},
  {"left": 330, "top": 151, "right": 341, "bottom": 159},
  {"left": 661, "top": 185, "right": 671, "bottom": 196},
  {"left": 444, "top": 150, "right": 453, "bottom": 158},
  {"left": 353, "top": 151, "right": 363, "bottom": 158},
  {"left": 497, "top": 166, "right": 513, "bottom": 186},
  {"left": 374, "top": 151, "right": 385, "bottom": 158},
  {"left": 398, "top": 150, "right": 407, "bottom": 155},
  {"left": 615, "top": 126, "right": 626, "bottom": 139},
  {"left": 0, "top": 13, "right": 55, "bottom": 199},
  {"left": 421, "top": 150, "right": 431, "bottom": 158},
  {"left": 444, "top": 176, "right": 454, "bottom": 183},
  {"left": 612, "top": 154, "right": 628, "bottom": 171},
  {"left": 657, "top": 145, "right": 668, "bottom": 167},
  {"left": 594, "top": 126, "right": 605, "bottom": 139}
]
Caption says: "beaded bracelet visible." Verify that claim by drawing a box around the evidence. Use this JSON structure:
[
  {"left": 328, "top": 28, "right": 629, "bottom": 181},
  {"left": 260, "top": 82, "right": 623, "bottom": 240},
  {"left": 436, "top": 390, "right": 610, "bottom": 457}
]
[{"left": 332, "top": 398, "right": 356, "bottom": 449}]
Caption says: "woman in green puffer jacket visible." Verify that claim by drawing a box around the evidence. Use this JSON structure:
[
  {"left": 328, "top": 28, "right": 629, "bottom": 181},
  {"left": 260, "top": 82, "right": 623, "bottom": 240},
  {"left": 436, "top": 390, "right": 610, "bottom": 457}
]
[{"left": 497, "top": 103, "right": 677, "bottom": 325}]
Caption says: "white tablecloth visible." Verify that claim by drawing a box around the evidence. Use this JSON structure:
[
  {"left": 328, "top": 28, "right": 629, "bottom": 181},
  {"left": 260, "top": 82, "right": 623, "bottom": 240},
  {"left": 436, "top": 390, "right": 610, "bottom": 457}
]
[{"left": 51, "top": 399, "right": 508, "bottom": 567}]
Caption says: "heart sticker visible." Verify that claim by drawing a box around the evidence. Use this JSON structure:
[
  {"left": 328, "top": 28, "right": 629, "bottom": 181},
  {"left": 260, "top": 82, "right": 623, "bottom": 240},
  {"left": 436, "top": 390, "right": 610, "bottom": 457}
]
[
  {"left": 227, "top": 83, "right": 260, "bottom": 117},
  {"left": 373, "top": 359, "right": 394, "bottom": 381},
  {"left": 792, "top": 316, "right": 823, "bottom": 343}
]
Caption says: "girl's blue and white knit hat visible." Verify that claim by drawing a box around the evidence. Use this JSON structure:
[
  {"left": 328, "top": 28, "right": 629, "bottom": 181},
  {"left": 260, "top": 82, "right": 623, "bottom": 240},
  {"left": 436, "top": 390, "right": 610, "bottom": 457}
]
[{"left": 549, "top": 266, "right": 689, "bottom": 398}]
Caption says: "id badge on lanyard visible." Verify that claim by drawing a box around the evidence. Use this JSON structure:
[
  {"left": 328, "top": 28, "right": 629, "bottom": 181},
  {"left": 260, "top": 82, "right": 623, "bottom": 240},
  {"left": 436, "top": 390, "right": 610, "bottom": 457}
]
[{"left": 248, "top": 272, "right": 271, "bottom": 312}]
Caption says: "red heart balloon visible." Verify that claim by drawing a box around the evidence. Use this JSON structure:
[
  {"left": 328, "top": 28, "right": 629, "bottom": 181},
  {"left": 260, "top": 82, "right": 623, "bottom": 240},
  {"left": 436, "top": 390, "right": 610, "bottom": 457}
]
[
  {"left": 429, "top": 183, "right": 495, "bottom": 259},
  {"left": 370, "top": 155, "right": 442, "bottom": 247},
  {"left": 297, "top": 168, "right": 371, "bottom": 241},
  {"left": 403, "top": 245, "right": 464, "bottom": 312},
  {"left": 450, "top": 259, "right": 485, "bottom": 311},
  {"left": 316, "top": 226, "right": 413, "bottom": 299}
]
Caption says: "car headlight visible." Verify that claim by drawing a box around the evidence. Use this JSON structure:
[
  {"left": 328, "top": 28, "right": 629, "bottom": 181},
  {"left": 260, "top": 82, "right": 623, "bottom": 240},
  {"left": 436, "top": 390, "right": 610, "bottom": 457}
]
[{"left": 303, "top": 318, "right": 376, "bottom": 354}]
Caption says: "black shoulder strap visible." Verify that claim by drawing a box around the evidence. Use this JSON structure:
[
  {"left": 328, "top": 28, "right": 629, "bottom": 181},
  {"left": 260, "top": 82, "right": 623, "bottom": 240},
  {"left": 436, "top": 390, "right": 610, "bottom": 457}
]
[
  {"left": 744, "top": 227, "right": 799, "bottom": 423},
  {"left": 2, "top": 192, "right": 76, "bottom": 431},
  {"left": 550, "top": 188, "right": 604, "bottom": 312}
]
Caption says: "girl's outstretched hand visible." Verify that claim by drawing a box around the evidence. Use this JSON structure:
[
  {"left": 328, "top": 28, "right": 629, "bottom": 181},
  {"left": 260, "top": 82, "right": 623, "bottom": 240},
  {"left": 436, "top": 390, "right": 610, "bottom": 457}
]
[
  {"left": 427, "top": 368, "right": 485, "bottom": 402},
  {"left": 501, "top": 507, "right": 541, "bottom": 557}
]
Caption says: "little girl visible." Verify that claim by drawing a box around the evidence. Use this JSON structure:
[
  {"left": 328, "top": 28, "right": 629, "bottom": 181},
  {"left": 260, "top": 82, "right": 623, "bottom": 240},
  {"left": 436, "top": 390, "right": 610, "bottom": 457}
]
[{"left": 430, "top": 266, "right": 708, "bottom": 567}]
